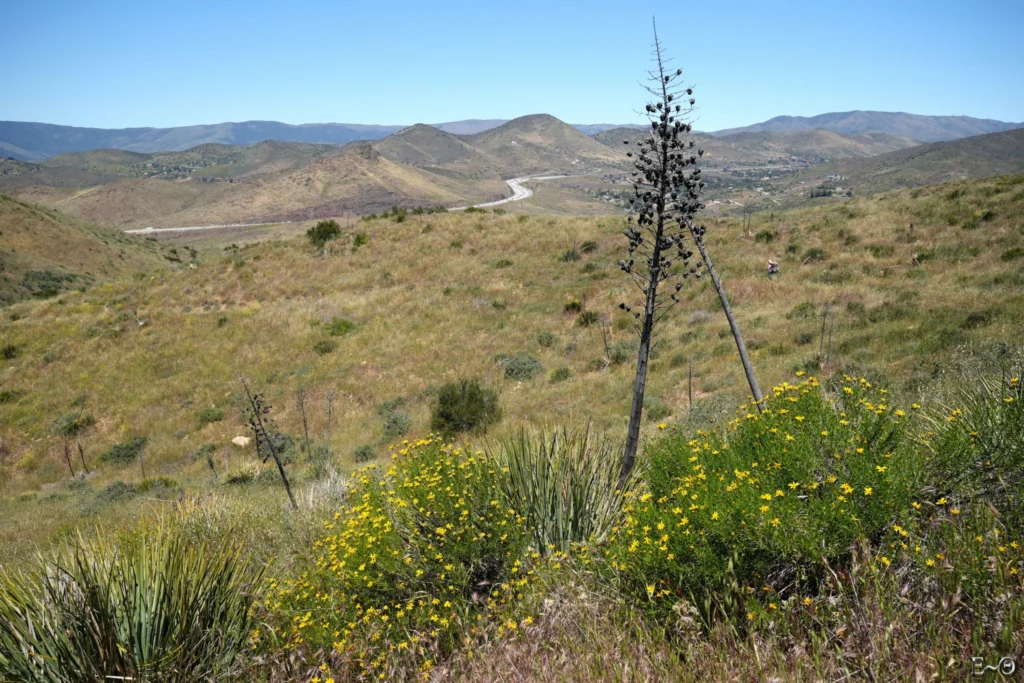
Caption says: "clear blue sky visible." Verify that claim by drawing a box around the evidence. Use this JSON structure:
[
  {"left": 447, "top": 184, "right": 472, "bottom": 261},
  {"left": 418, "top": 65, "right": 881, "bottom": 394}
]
[{"left": 3, "top": 0, "right": 1022, "bottom": 131}]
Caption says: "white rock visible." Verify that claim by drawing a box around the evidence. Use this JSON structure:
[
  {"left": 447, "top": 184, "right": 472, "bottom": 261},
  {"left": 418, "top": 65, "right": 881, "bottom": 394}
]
[{"left": 231, "top": 436, "right": 251, "bottom": 448}]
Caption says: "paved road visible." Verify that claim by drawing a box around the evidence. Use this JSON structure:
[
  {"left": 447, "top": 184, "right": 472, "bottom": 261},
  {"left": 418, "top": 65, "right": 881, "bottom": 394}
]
[
  {"left": 450, "top": 173, "right": 594, "bottom": 211},
  {"left": 125, "top": 221, "right": 290, "bottom": 234}
]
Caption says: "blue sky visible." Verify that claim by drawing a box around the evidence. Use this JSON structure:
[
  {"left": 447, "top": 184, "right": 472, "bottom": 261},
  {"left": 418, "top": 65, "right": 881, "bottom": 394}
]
[{"left": 2, "top": 0, "right": 1022, "bottom": 131}]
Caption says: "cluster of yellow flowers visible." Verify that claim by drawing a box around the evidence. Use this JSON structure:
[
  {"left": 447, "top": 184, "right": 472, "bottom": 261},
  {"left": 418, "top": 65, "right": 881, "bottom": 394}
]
[
  {"left": 603, "top": 376, "right": 919, "bottom": 615},
  {"left": 261, "top": 436, "right": 545, "bottom": 679}
]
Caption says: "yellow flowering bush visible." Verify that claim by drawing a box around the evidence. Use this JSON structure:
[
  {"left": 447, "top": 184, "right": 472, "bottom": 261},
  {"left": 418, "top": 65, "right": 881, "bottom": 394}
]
[
  {"left": 605, "top": 376, "right": 922, "bottom": 620},
  {"left": 263, "top": 437, "right": 530, "bottom": 678}
]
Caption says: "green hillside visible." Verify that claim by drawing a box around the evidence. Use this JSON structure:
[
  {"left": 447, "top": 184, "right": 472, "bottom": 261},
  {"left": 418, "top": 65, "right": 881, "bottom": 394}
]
[{"left": 0, "top": 194, "right": 172, "bottom": 304}]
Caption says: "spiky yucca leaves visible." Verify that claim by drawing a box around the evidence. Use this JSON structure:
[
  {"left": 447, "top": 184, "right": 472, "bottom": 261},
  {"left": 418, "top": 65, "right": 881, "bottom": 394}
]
[
  {"left": 923, "top": 373, "right": 1024, "bottom": 523},
  {"left": 618, "top": 25, "right": 706, "bottom": 484},
  {"left": 491, "top": 427, "right": 635, "bottom": 554},
  {"left": 0, "top": 526, "right": 264, "bottom": 682}
]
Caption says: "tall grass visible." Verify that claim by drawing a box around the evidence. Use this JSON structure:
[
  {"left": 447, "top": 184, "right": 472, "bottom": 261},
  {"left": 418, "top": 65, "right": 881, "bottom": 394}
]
[
  {"left": 0, "top": 524, "right": 263, "bottom": 682},
  {"left": 490, "top": 427, "right": 633, "bottom": 553}
]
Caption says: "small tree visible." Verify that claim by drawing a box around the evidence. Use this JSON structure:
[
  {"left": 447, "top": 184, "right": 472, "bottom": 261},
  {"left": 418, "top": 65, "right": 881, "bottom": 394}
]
[
  {"left": 240, "top": 377, "right": 297, "bottom": 509},
  {"left": 306, "top": 219, "right": 341, "bottom": 251},
  {"left": 617, "top": 22, "right": 762, "bottom": 486}
]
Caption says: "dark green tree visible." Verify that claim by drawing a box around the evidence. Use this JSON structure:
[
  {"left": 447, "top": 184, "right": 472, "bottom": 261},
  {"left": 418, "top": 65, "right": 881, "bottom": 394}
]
[{"left": 306, "top": 219, "right": 342, "bottom": 251}]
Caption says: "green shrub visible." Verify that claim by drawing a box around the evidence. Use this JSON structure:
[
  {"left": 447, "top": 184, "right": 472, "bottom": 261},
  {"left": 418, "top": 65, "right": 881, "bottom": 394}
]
[
  {"left": 429, "top": 378, "right": 501, "bottom": 435},
  {"left": 198, "top": 407, "right": 224, "bottom": 426},
  {"left": 464, "top": 206, "right": 486, "bottom": 214},
  {"left": 1002, "top": 247, "right": 1024, "bottom": 262},
  {"left": 490, "top": 427, "right": 633, "bottom": 553},
  {"left": 354, "top": 444, "right": 376, "bottom": 462},
  {"left": 559, "top": 249, "right": 581, "bottom": 262},
  {"left": 376, "top": 396, "right": 406, "bottom": 416},
  {"left": 580, "top": 240, "right": 598, "bottom": 253},
  {"left": 754, "top": 229, "right": 777, "bottom": 244},
  {"left": 549, "top": 366, "right": 572, "bottom": 383},
  {"left": 576, "top": 310, "right": 601, "bottom": 327},
  {"left": 325, "top": 317, "right": 356, "bottom": 336},
  {"left": 306, "top": 219, "right": 341, "bottom": 249},
  {"left": 609, "top": 339, "right": 635, "bottom": 365},
  {"left": 605, "top": 377, "right": 920, "bottom": 622},
  {"left": 1, "top": 344, "right": 16, "bottom": 360},
  {"left": 0, "top": 389, "right": 21, "bottom": 404},
  {"left": 313, "top": 339, "right": 336, "bottom": 355},
  {"left": 0, "top": 525, "right": 262, "bottom": 681},
  {"left": 495, "top": 259, "right": 514, "bottom": 268},
  {"left": 793, "top": 331, "right": 815, "bottom": 346},
  {"left": 504, "top": 353, "right": 543, "bottom": 381},
  {"left": 581, "top": 262, "right": 600, "bottom": 274},
  {"left": 256, "top": 431, "right": 296, "bottom": 464},
  {"left": 382, "top": 410, "right": 412, "bottom": 440},
  {"left": 100, "top": 436, "right": 148, "bottom": 466},
  {"left": 537, "top": 330, "right": 557, "bottom": 348},
  {"left": 644, "top": 395, "right": 672, "bottom": 422},
  {"left": 96, "top": 480, "right": 137, "bottom": 503},
  {"left": 563, "top": 299, "right": 583, "bottom": 313}
]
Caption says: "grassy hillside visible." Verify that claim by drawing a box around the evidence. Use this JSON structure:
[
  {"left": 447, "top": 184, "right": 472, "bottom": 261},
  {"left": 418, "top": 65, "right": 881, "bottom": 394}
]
[
  {"left": 1, "top": 173, "right": 1021, "bottom": 522},
  {"left": 0, "top": 195, "right": 172, "bottom": 304}
]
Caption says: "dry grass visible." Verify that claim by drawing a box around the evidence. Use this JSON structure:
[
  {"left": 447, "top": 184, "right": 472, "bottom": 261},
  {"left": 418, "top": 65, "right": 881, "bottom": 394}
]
[{"left": 0, "top": 173, "right": 1022, "bottom": 564}]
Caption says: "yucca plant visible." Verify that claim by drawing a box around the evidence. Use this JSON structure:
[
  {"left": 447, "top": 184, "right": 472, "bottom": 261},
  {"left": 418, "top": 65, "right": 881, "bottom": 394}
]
[
  {"left": 0, "top": 525, "right": 264, "bottom": 682},
  {"left": 491, "top": 427, "right": 635, "bottom": 554}
]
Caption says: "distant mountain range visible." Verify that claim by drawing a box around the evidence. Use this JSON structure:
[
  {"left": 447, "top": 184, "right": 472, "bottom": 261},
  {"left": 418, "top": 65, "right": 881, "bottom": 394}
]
[
  {"left": 5, "top": 111, "right": 1018, "bottom": 163},
  {"left": 711, "top": 111, "right": 1023, "bottom": 143},
  {"left": 0, "top": 119, "right": 635, "bottom": 162}
]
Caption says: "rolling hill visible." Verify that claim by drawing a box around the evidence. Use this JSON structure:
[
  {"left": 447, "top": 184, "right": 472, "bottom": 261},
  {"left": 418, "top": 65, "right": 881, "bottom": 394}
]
[
  {"left": 794, "top": 128, "right": 1024, "bottom": 195},
  {"left": 712, "top": 111, "right": 1023, "bottom": 142},
  {"left": 0, "top": 194, "right": 171, "bottom": 304},
  {"left": 460, "top": 114, "right": 624, "bottom": 176},
  {"left": 593, "top": 126, "right": 921, "bottom": 174},
  {"left": 16, "top": 143, "right": 508, "bottom": 228}
]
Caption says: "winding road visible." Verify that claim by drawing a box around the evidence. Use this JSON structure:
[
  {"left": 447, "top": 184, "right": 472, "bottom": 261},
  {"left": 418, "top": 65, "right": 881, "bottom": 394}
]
[
  {"left": 122, "top": 172, "right": 597, "bottom": 233},
  {"left": 450, "top": 173, "right": 594, "bottom": 211}
]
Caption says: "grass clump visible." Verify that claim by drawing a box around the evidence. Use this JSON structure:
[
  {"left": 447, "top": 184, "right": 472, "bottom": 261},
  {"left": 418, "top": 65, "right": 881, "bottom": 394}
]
[
  {"left": 325, "top": 317, "right": 356, "bottom": 336},
  {"left": 312, "top": 339, "right": 336, "bottom": 355},
  {"left": 429, "top": 378, "right": 501, "bottom": 436},
  {"left": 576, "top": 310, "right": 600, "bottom": 327},
  {"left": 0, "top": 524, "right": 263, "bottom": 682},
  {"left": 197, "top": 407, "right": 224, "bottom": 426},
  {"left": 504, "top": 353, "right": 543, "bottom": 381},
  {"left": 537, "top": 330, "right": 557, "bottom": 348},
  {"left": 549, "top": 366, "right": 572, "bottom": 383}
]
